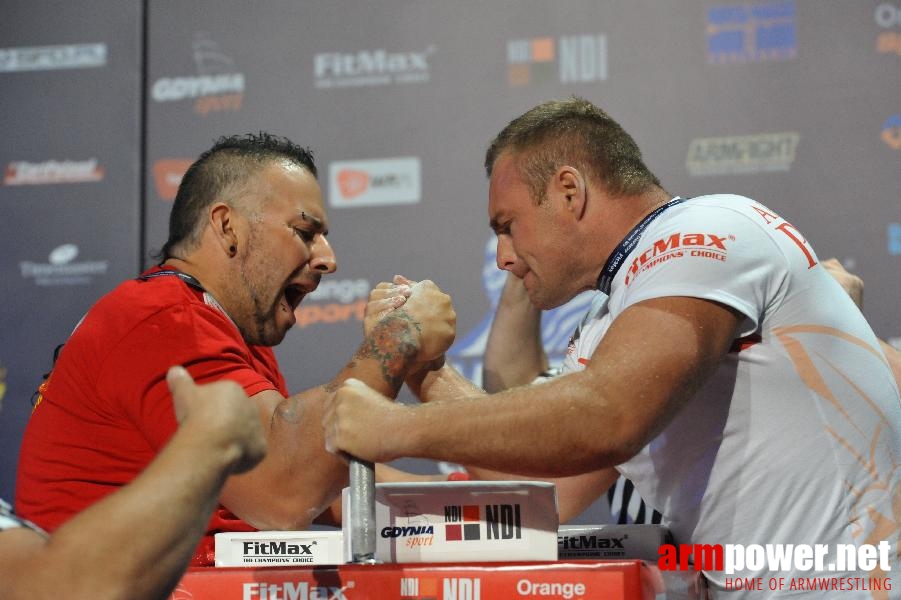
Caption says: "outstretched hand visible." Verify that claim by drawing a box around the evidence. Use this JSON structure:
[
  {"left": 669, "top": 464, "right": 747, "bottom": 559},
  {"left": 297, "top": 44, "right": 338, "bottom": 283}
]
[
  {"left": 167, "top": 366, "right": 267, "bottom": 474},
  {"left": 322, "top": 378, "right": 405, "bottom": 462}
]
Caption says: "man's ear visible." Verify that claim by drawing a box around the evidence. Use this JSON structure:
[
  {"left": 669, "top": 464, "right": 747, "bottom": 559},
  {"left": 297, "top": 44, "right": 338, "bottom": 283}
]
[
  {"left": 209, "top": 202, "right": 239, "bottom": 256},
  {"left": 552, "top": 165, "right": 587, "bottom": 220}
]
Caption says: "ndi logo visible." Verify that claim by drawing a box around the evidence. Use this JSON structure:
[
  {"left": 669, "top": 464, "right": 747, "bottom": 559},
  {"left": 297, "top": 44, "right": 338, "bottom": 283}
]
[
  {"left": 443, "top": 504, "right": 521, "bottom": 542},
  {"left": 445, "top": 504, "right": 481, "bottom": 541},
  {"left": 507, "top": 34, "right": 607, "bottom": 86},
  {"left": 707, "top": 0, "right": 797, "bottom": 64},
  {"left": 400, "top": 577, "right": 439, "bottom": 599},
  {"left": 443, "top": 578, "right": 480, "bottom": 600}
]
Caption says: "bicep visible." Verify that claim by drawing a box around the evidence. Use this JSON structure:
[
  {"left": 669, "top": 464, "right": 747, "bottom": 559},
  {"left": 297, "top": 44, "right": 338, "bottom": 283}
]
[
  {"left": 218, "top": 387, "right": 346, "bottom": 530},
  {"left": 583, "top": 296, "right": 743, "bottom": 454}
]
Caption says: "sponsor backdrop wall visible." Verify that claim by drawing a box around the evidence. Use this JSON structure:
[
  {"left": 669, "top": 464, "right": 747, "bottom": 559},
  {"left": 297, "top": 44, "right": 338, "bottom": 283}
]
[
  {"left": 0, "top": 2, "right": 144, "bottom": 501},
  {"left": 1, "top": 1, "right": 899, "bottom": 514}
]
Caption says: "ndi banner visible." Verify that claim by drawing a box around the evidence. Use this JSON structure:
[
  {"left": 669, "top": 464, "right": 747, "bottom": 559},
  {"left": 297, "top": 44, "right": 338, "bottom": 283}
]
[
  {"left": 1, "top": 1, "right": 898, "bottom": 517},
  {"left": 0, "top": 2, "right": 143, "bottom": 500}
]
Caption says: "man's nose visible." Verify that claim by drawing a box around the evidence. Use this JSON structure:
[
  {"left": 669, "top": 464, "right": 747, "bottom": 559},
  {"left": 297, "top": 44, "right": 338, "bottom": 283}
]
[
  {"left": 495, "top": 235, "right": 518, "bottom": 274},
  {"left": 311, "top": 235, "right": 337, "bottom": 274}
]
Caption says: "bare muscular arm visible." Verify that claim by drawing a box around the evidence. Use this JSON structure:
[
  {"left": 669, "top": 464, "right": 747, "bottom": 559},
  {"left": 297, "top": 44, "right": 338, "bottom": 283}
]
[
  {"left": 221, "top": 284, "right": 455, "bottom": 530},
  {"left": 325, "top": 296, "right": 742, "bottom": 477}
]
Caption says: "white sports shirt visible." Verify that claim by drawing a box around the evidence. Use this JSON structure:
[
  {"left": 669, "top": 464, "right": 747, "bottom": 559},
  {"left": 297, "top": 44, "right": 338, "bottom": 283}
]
[{"left": 563, "top": 194, "right": 900, "bottom": 597}]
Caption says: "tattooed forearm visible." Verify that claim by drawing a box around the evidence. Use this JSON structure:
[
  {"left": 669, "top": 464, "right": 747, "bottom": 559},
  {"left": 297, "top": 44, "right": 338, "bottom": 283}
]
[
  {"left": 321, "top": 360, "right": 356, "bottom": 393},
  {"left": 354, "top": 310, "right": 421, "bottom": 390}
]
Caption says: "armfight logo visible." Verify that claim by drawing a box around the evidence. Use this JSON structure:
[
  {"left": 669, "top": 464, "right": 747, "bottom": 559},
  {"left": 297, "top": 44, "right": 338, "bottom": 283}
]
[
  {"left": 151, "top": 32, "right": 244, "bottom": 116},
  {"left": 506, "top": 34, "right": 607, "bottom": 87},
  {"left": 314, "top": 46, "right": 433, "bottom": 89},
  {"left": 4, "top": 159, "right": 104, "bottom": 186},
  {"left": 707, "top": 0, "right": 797, "bottom": 64},
  {"left": 876, "top": 2, "right": 901, "bottom": 55},
  {"left": 294, "top": 278, "right": 369, "bottom": 329},
  {"left": 686, "top": 132, "right": 800, "bottom": 176},
  {"left": 0, "top": 42, "right": 106, "bottom": 73},
  {"left": 19, "top": 244, "right": 109, "bottom": 287}
]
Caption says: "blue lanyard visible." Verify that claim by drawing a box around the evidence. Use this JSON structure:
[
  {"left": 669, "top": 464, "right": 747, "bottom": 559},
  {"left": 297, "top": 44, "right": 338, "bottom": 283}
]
[{"left": 595, "top": 197, "right": 686, "bottom": 294}]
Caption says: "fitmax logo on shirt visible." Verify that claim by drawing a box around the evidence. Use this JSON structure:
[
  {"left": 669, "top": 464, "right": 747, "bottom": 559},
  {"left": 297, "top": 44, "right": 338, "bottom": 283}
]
[{"left": 624, "top": 233, "right": 734, "bottom": 285}]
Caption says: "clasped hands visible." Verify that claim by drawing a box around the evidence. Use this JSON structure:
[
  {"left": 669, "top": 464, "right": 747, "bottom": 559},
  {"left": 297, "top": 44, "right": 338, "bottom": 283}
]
[{"left": 323, "top": 275, "right": 455, "bottom": 461}]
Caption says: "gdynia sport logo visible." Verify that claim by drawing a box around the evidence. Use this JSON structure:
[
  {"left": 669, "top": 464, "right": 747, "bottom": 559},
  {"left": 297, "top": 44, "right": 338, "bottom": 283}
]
[{"left": 658, "top": 541, "right": 893, "bottom": 593}]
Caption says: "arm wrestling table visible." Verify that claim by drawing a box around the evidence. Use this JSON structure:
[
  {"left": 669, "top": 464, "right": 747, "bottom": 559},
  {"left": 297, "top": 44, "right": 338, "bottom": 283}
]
[
  {"left": 171, "top": 558, "right": 704, "bottom": 599},
  {"left": 172, "top": 460, "right": 704, "bottom": 598}
]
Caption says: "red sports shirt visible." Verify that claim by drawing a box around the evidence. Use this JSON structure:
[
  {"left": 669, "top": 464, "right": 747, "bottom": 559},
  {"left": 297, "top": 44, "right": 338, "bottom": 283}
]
[{"left": 15, "top": 266, "right": 288, "bottom": 565}]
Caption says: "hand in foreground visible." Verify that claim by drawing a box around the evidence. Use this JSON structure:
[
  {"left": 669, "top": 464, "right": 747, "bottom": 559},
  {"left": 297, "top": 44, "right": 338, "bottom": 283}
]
[
  {"left": 322, "top": 378, "right": 404, "bottom": 462},
  {"left": 167, "top": 366, "right": 267, "bottom": 474},
  {"left": 822, "top": 258, "right": 863, "bottom": 309}
]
